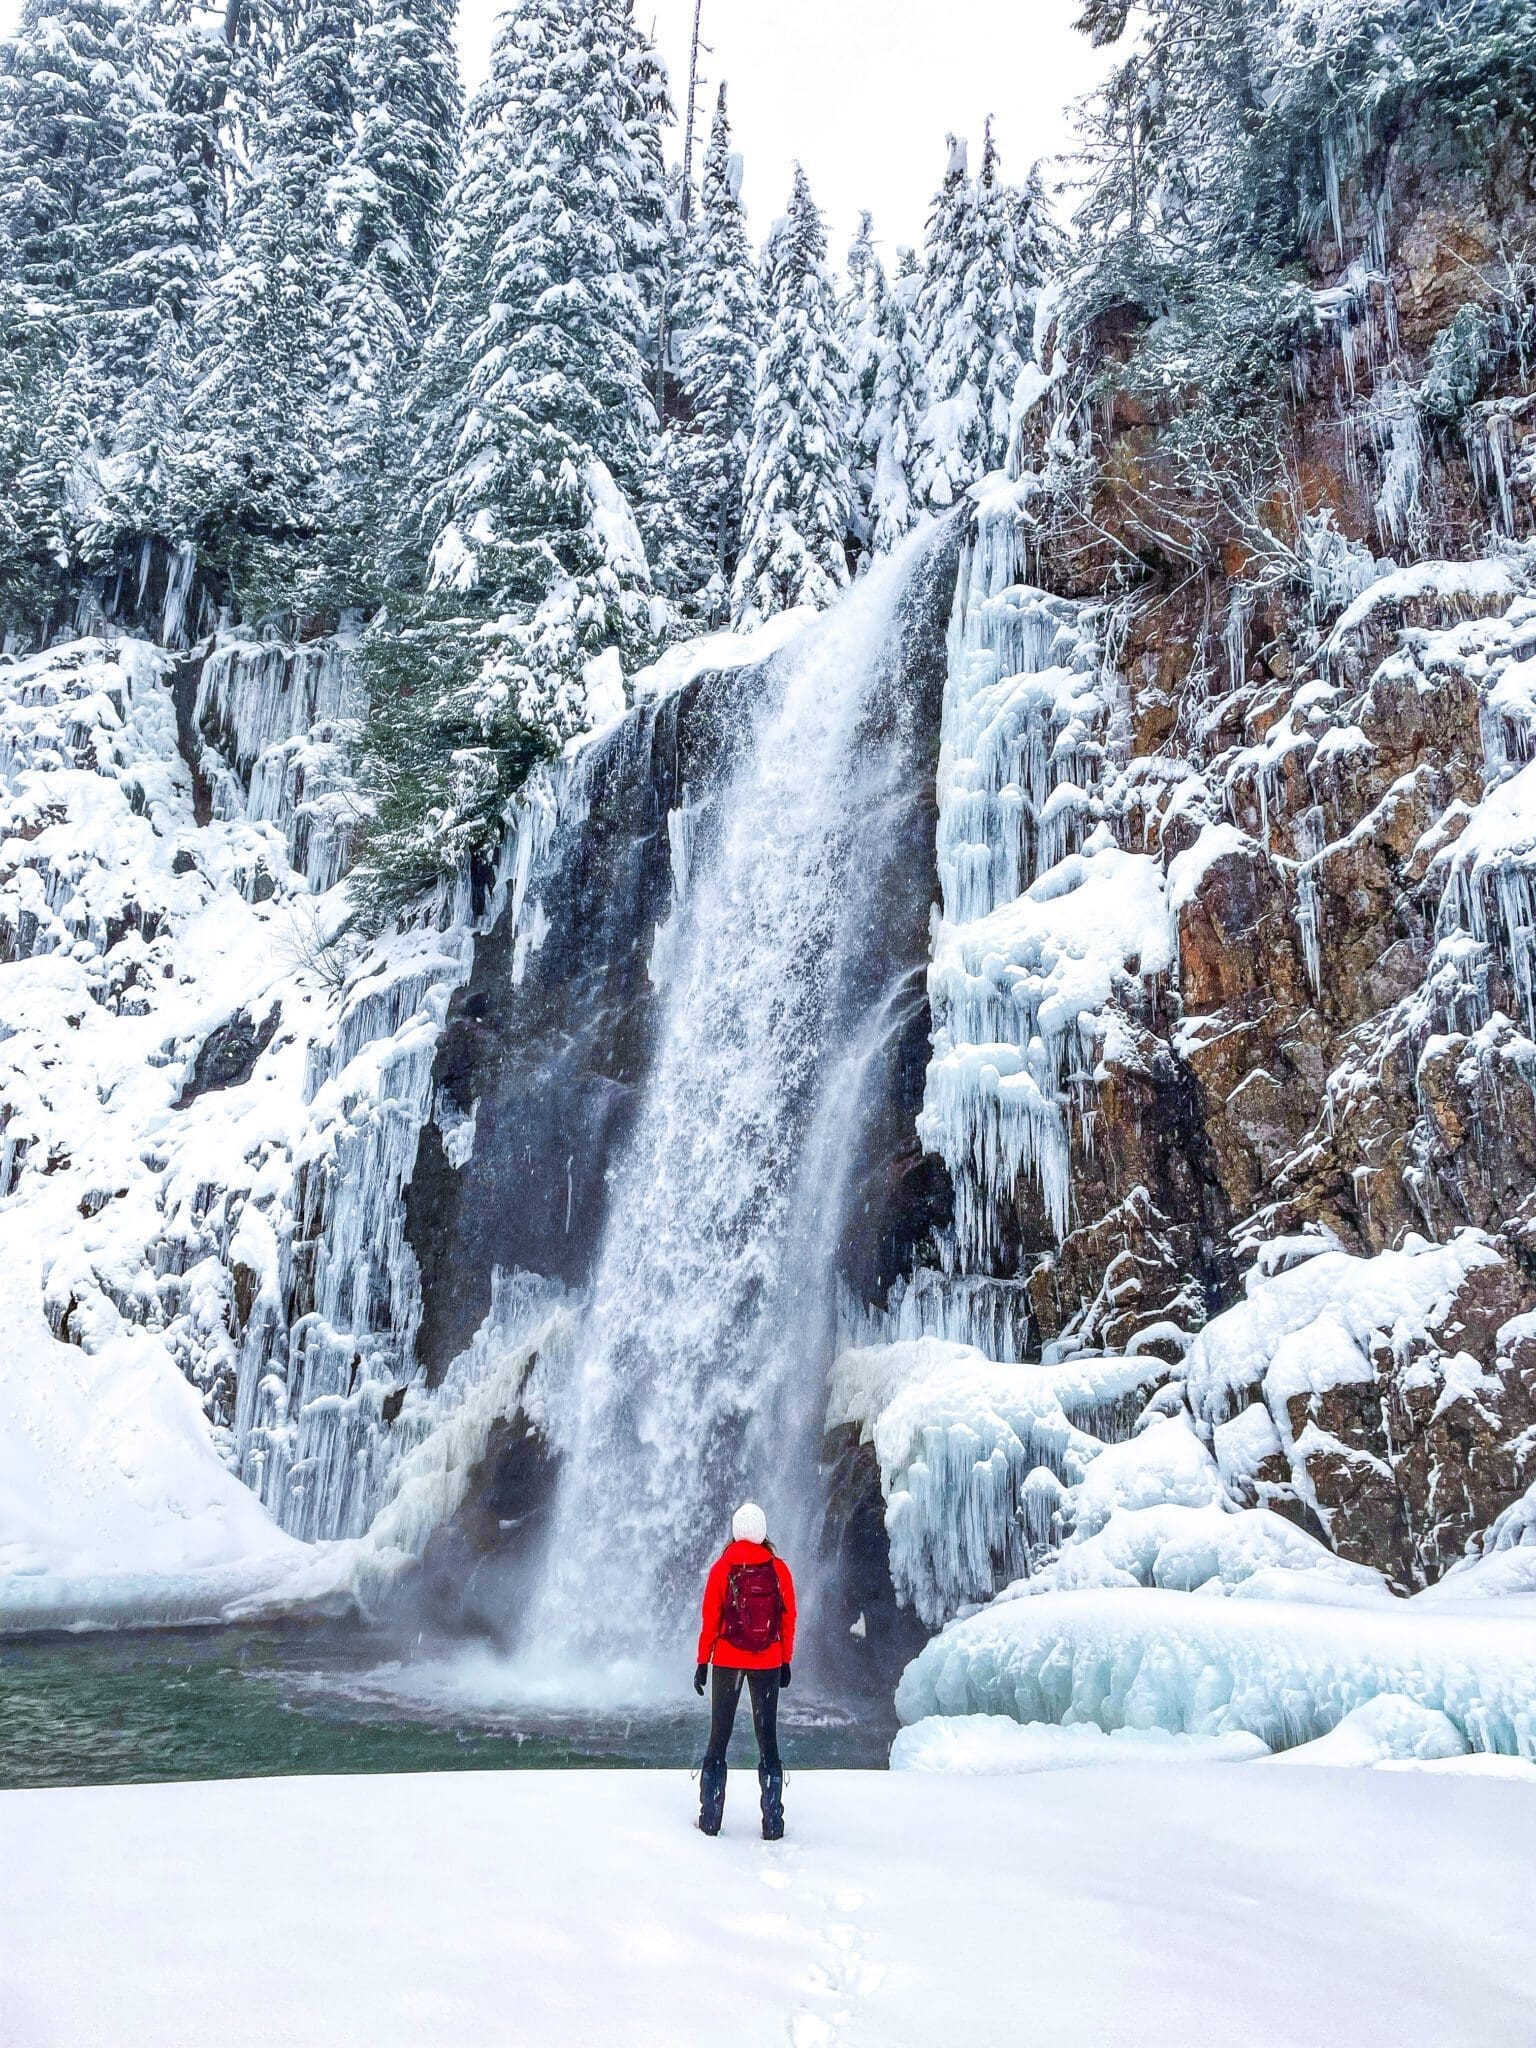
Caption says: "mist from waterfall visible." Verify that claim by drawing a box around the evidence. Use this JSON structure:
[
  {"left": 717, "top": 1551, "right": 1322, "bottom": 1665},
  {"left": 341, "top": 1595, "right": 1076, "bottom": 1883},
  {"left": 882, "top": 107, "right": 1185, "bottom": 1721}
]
[{"left": 521, "top": 528, "right": 947, "bottom": 1672}]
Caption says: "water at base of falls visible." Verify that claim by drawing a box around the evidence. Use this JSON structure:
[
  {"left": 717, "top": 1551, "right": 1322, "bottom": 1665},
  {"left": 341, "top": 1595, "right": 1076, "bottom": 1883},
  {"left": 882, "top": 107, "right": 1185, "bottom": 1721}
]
[
  {"left": 0, "top": 1627, "right": 897, "bottom": 1788},
  {"left": 522, "top": 528, "right": 949, "bottom": 1669}
]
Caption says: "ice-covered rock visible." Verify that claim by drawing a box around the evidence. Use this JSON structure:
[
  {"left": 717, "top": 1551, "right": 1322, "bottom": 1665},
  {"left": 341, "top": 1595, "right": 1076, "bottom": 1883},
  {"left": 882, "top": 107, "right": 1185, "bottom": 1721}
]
[
  {"left": 1272, "top": 1694, "right": 1469, "bottom": 1768},
  {"left": 826, "top": 1338, "right": 1171, "bottom": 1623},
  {"left": 895, "top": 1586, "right": 1536, "bottom": 1758}
]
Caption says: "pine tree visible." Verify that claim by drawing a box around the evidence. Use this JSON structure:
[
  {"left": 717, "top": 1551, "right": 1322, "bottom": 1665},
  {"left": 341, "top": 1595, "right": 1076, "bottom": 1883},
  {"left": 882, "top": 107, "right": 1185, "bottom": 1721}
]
[
  {"left": 651, "top": 82, "right": 760, "bottom": 628},
  {"left": 0, "top": 0, "right": 137, "bottom": 326},
  {"left": 842, "top": 209, "right": 887, "bottom": 564},
  {"left": 338, "top": 0, "right": 459, "bottom": 333},
  {"left": 970, "top": 120, "right": 1033, "bottom": 470},
  {"left": 0, "top": 0, "right": 139, "bottom": 614},
  {"left": 615, "top": 0, "right": 673, "bottom": 355},
  {"left": 866, "top": 247, "right": 924, "bottom": 554},
  {"left": 405, "top": 8, "right": 531, "bottom": 530},
  {"left": 359, "top": 0, "right": 665, "bottom": 917},
  {"left": 425, "top": 0, "right": 658, "bottom": 679},
  {"left": 910, "top": 135, "right": 975, "bottom": 510},
  {"left": 912, "top": 123, "right": 1034, "bottom": 509},
  {"left": 0, "top": 287, "right": 84, "bottom": 631},
  {"left": 732, "top": 164, "right": 854, "bottom": 627},
  {"left": 844, "top": 210, "right": 886, "bottom": 427},
  {"left": 321, "top": 0, "right": 460, "bottom": 587},
  {"left": 100, "top": 0, "right": 230, "bottom": 368},
  {"left": 327, "top": 0, "right": 458, "bottom": 436},
  {"left": 175, "top": 0, "right": 361, "bottom": 603}
]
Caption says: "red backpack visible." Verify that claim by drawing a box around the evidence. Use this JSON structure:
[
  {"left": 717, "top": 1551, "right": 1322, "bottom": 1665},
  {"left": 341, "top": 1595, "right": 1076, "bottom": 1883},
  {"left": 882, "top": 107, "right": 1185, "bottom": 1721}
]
[{"left": 721, "top": 1560, "right": 784, "bottom": 1653}]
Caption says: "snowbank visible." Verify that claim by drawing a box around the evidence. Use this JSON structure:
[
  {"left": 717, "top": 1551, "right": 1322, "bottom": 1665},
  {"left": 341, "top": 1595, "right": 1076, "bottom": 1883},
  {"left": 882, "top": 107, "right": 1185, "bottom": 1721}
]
[
  {"left": 0, "top": 1255, "right": 304, "bottom": 1630},
  {"left": 890, "top": 1714, "right": 1268, "bottom": 1773},
  {"left": 1271, "top": 1694, "right": 1470, "bottom": 1768},
  {"left": 3, "top": 1767, "right": 1532, "bottom": 2048}
]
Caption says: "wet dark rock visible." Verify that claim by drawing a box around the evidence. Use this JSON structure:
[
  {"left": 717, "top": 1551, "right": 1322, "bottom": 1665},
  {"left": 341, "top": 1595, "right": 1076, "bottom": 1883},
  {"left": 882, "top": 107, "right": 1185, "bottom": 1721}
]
[{"left": 176, "top": 1004, "right": 281, "bottom": 1108}]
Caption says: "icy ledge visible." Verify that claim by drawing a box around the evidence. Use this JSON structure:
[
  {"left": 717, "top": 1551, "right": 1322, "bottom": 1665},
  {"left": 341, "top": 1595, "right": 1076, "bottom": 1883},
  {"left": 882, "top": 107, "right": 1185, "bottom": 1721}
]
[{"left": 894, "top": 1585, "right": 1536, "bottom": 1758}]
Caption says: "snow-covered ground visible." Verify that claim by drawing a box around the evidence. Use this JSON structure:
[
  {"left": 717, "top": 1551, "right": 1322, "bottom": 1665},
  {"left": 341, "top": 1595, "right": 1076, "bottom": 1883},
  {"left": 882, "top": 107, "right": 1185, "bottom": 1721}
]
[{"left": 3, "top": 1766, "right": 1532, "bottom": 2048}]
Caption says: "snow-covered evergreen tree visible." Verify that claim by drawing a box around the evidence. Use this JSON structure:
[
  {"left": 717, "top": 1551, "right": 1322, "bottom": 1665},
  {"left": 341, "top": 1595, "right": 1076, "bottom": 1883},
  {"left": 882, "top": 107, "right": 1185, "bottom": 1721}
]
[
  {"left": 174, "top": 0, "right": 360, "bottom": 598},
  {"left": 424, "top": 0, "right": 658, "bottom": 694},
  {"left": 911, "top": 122, "right": 1034, "bottom": 510},
  {"left": 649, "top": 82, "right": 760, "bottom": 627},
  {"left": 0, "top": 0, "right": 137, "bottom": 327},
  {"left": 100, "top": 1, "right": 230, "bottom": 363},
  {"left": 844, "top": 210, "right": 886, "bottom": 413},
  {"left": 615, "top": 0, "right": 672, "bottom": 355},
  {"left": 842, "top": 209, "right": 887, "bottom": 565},
  {"left": 360, "top": 0, "right": 666, "bottom": 916},
  {"left": 328, "top": 0, "right": 459, "bottom": 433},
  {"left": 732, "top": 164, "right": 854, "bottom": 628},
  {"left": 865, "top": 246, "right": 924, "bottom": 554},
  {"left": 0, "top": 0, "right": 140, "bottom": 614},
  {"left": 909, "top": 135, "right": 974, "bottom": 510}
]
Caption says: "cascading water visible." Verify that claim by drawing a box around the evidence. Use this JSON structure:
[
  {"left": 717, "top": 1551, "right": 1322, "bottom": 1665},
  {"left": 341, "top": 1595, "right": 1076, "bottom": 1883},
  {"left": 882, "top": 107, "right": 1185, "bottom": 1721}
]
[{"left": 523, "top": 529, "right": 951, "bottom": 1664}]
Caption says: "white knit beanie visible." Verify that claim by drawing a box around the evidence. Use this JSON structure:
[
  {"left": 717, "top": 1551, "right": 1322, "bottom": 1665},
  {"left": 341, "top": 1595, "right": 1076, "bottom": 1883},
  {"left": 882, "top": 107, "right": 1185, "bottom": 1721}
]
[{"left": 732, "top": 1501, "right": 768, "bottom": 1545}]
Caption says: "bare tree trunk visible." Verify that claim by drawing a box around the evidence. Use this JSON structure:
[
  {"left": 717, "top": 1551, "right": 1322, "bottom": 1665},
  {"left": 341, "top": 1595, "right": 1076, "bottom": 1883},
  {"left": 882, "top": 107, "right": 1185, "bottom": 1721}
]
[
  {"left": 658, "top": 0, "right": 707, "bottom": 419},
  {"left": 680, "top": 0, "right": 705, "bottom": 224}
]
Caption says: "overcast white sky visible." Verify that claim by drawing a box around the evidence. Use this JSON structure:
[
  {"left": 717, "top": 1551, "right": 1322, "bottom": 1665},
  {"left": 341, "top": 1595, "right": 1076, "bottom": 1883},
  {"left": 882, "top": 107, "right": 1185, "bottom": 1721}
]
[
  {"left": 0, "top": 0, "right": 1108, "bottom": 258},
  {"left": 460, "top": 0, "right": 1108, "bottom": 256}
]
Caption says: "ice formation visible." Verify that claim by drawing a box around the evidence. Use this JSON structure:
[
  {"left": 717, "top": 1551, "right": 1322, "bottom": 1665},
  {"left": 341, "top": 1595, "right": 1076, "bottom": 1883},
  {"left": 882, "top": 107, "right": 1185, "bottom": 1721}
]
[
  {"left": 1270, "top": 1694, "right": 1471, "bottom": 1768},
  {"left": 827, "top": 1337, "right": 1170, "bottom": 1623},
  {"left": 917, "top": 481, "right": 1169, "bottom": 1259},
  {"left": 894, "top": 1586, "right": 1536, "bottom": 1757}
]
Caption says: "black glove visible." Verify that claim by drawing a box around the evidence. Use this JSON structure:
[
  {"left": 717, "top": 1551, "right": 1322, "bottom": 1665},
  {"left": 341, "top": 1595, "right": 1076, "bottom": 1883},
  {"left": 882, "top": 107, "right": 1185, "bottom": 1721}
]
[
  {"left": 779, "top": 1663, "right": 792, "bottom": 1689},
  {"left": 694, "top": 1663, "right": 708, "bottom": 1696}
]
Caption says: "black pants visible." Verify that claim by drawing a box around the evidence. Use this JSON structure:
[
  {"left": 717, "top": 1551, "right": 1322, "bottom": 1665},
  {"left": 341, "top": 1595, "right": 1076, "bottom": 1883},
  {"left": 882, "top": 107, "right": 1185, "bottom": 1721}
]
[{"left": 703, "top": 1665, "right": 781, "bottom": 1772}]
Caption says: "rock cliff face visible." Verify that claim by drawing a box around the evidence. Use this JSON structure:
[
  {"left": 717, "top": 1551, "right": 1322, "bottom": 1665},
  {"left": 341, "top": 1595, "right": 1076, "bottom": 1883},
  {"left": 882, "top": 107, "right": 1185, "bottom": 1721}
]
[{"left": 879, "top": 143, "right": 1536, "bottom": 1593}]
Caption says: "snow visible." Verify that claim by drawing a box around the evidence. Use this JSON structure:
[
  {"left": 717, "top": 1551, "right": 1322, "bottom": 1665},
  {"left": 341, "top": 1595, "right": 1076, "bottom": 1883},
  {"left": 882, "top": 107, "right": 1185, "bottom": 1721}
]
[
  {"left": 1182, "top": 1229, "right": 1499, "bottom": 1436},
  {"left": 629, "top": 606, "right": 814, "bottom": 706},
  {"left": 895, "top": 1585, "right": 1536, "bottom": 1758},
  {"left": 3, "top": 1767, "right": 1532, "bottom": 2048},
  {"left": 1271, "top": 1694, "right": 1470, "bottom": 1768},
  {"left": 1324, "top": 555, "right": 1526, "bottom": 660},
  {"left": 890, "top": 1715, "right": 1269, "bottom": 1773},
  {"left": 1068, "top": 1416, "right": 1225, "bottom": 1534},
  {"left": 0, "top": 631, "right": 497, "bottom": 1623},
  {"left": 0, "top": 1254, "right": 304, "bottom": 1630},
  {"left": 1007, "top": 1500, "right": 1391, "bottom": 1602}
]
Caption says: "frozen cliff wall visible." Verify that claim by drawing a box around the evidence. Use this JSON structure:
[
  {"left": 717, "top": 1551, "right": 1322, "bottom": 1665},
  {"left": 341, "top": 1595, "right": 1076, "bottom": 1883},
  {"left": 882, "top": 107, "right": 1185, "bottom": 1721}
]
[
  {"left": 0, "top": 617, "right": 481, "bottom": 1609},
  {"left": 861, "top": 87, "right": 1536, "bottom": 1758}
]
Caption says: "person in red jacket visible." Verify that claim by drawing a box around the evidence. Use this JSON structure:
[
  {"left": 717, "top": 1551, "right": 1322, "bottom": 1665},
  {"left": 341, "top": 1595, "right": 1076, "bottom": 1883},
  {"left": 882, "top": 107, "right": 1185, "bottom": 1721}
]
[{"left": 693, "top": 1501, "right": 797, "bottom": 1839}]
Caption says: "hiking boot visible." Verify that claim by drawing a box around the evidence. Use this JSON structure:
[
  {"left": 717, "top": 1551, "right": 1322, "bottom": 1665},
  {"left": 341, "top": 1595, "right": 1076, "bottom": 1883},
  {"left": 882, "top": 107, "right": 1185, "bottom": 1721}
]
[
  {"left": 698, "top": 1759, "right": 727, "bottom": 1836},
  {"left": 759, "top": 1766, "right": 784, "bottom": 1841}
]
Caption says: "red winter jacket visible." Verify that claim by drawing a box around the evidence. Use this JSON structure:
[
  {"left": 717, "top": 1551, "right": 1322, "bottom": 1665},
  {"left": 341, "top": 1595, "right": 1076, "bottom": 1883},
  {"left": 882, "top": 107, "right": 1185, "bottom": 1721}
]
[{"left": 696, "top": 1540, "right": 797, "bottom": 1670}]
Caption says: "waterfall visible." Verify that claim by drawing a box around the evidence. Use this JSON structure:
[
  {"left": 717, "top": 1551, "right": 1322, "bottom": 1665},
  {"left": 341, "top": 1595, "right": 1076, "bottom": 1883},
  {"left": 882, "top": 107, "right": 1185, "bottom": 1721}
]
[{"left": 522, "top": 528, "right": 949, "bottom": 1663}]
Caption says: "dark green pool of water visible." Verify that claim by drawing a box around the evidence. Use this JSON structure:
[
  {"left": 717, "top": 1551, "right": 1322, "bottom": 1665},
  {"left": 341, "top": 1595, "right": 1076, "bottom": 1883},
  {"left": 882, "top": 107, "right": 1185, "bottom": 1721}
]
[{"left": 0, "top": 1627, "right": 897, "bottom": 1789}]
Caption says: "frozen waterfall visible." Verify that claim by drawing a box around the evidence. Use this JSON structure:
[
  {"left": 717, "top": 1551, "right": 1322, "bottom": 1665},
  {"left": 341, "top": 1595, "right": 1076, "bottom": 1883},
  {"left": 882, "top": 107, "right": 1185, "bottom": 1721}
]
[{"left": 523, "top": 529, "right": 951, "bottom": 1662}]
